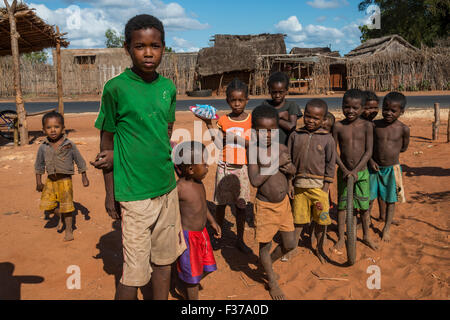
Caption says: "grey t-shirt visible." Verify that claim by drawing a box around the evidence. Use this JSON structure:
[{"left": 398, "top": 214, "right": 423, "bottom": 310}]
[{"left": 262, "top": 100, "right": 303, "bottom": 145}]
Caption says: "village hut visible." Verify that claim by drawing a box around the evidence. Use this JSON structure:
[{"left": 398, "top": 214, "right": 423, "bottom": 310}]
[
  {"left": 0, "top": 1, "right": 68, "bottom": 145},
  {"left": 253, "top": 46, "right": 345, "bottom": 95},
  {"left": 196, "top": 33, "right": 286, "bottom": 95},
  {"left": 345, "top": 34, "right": 449, "bottom": 91},
  {"left": 51, "top": 48, "right": 197, "bottom": 96}
]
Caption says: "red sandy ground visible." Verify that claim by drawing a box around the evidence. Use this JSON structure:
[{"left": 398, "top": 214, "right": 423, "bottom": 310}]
[{"left": 0, "top": 111, "right": 448, "bottom": 300}]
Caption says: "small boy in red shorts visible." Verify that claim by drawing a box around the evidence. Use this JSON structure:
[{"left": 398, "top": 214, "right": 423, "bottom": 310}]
[{"left": 173, "top": 141, "right": 221, "bottom": 300}]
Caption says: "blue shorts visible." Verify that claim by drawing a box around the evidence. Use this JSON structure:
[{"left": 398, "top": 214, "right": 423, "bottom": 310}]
[{"left": 369, "top": 164, "right": 402, "bottom": 203}]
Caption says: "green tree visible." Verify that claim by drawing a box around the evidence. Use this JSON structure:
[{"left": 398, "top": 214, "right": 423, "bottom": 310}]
[
  {"left": 22, "top": 51, "right": 48, "bottom": 64},
  {"left": 165, "top": 47, "right": 174, "bottom": 52},
  {"left": 358, "top": 0, "right": 450, "bottom": 47},
  {"left": 105, "top": 28, "right": 125, "bottom": 48}
]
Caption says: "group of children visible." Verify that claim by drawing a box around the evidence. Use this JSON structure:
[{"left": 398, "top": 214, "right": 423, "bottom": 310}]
[{"left": 33, "top": 14, "right": 410, "bottom": 301}]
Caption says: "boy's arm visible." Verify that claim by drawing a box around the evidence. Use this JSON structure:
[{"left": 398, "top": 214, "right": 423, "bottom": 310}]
[
  {"left": 35, "top": 146, "right": 45, "bottom": 191},
  {"left": 203, "top": 119, "right": 224, "bottom": 150},
  {"left": 100, "top": 130, "right": 120, "bottom": 220},
  {"left": 352, "top": 121, "right": 373, "bottom": 175},
  {"left": 332, "top": 124, "right": 349, "bottom": 175},
  {"left": 168, "top": 122, "right": 174, "bottom": 140},
  {"left": 278, "top": 112, "right": 297, "bottom": 132},
  {"left": 323, "top": 137, "right": 337, "bottom": 192},
  {"left": 401, "top": 124, "right": 410, "bottom": 153},
  {"left": 206, "top": 209, "right": 221, "bottom": 238},
  {"left": 248, "top": 163, "right": 272, "bottom": 187},
  {"left": 72, "top": 143, "right": 89, "bottom": 187}
]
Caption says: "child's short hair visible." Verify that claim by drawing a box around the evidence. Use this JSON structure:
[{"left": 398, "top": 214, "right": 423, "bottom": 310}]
[
  {"left": 305, "top": 98, "right": 328, "bottom": 115},
  {"left": 267, "top": 71, "right": 290, "bottom": 90},
  {"left": 251, "top": 104, "right": 279, "bottom": 128},
  {"left": 383, "top": 92, "right": 407, "bottom": 110},
  {"left": 125, "top": 14, "right": 165, "bottom": 45},
  {"left": 42, "top": 111, "right": 64, "bottom": 127},
  {"left": 343, "top": 88, "right": 367, "bottom": 106},
  {"left": 173, "top": 141, "right": 206, "bottom": 177},
  {"left": 365, "top": 90, "right": 379, "bottom": 103},
  {"left": 325, "top": 112, "right": 335, "bottom": 125},
  {"left": 226, "top": 78, "right": 248, "bottom": 98}
]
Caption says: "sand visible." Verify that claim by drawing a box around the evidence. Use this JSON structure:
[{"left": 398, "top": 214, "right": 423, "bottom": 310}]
[{"left": 0, "top": 111, "right": 448, "bottom": 300}]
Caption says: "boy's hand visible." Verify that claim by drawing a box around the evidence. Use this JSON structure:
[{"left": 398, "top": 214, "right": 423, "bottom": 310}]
[
  {"left": 36, "top": 183, "right": 44, "bottom": 192},
  {"left": 82, "top": 174, "right": 89, "bottom": 187},
  {"left": 288, "top": 184, "right": 295, "bottom": 200},
  {"left": 370, "top": 160, "right": 379, "bottom": 172},
  {"left": 90, "top": 150, "right": 114, "bottom": 171},
  {"left": 279, "top": 111, "right": 289, "bottom": 121},
  {"left": 105, "top": 192, "right": 121, "bottom": 220},
  {"left": 279, "top": 151, "right": 291, "bottom": 167},
  {"left": 211, "top": 222, "right": 222, "bottom": 239}
]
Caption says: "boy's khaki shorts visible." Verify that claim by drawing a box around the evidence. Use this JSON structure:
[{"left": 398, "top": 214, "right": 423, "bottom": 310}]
[
  {"left": 119, "top": 187, "right": 186, "bottom": 287},
  {"left": 254, "top": 195, "right": 294, "bottom": 243},
  {"left": 292, "top": 187, "right": 331, "bottom": 225}
]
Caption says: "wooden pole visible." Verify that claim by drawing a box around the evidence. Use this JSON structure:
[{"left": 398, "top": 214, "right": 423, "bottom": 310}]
[
  {"left": 56, "top": 26, "right": 64, "bottom": 115},
  {"left": 432, "top": 103, "right": 440, "bottom": 140},
  {"left": 447, "top": 108, "right": 450, "bottom": 143},
  {"left": 4, "top": 0, "right": 28, "bottom": 146}
]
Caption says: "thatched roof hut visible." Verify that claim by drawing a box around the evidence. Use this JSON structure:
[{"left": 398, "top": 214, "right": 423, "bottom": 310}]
[
  {"left": 289, "top": 47, "right": 340, "bottom": 57},
  {"left": 197, "top": 33, "right": 286, "bottom": 77},
  {"left": 345, "top": 34, "right": 418, "bottom": 58},
  {"left": 0, "top": 3, "right": 69, "bottom": 56}
]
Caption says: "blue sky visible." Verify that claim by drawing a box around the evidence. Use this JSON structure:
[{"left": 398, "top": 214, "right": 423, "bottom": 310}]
[{"left": 23, "top": 0, "right": 371, "bottom": 55}]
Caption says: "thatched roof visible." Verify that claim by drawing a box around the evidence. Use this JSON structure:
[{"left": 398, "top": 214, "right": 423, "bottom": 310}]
[
  {"left": 345, "top": 34, "right": 418, "bottom": 58},
  {"left": 0, "top": 3, "right": 69, "bottom": 56},
  {"left": 197, "top": 33, "right": 286, "bottom": 76}
]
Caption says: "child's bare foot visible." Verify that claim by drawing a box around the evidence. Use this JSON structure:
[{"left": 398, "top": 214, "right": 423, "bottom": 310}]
[
  {"left": 362, "top": 237, "right": 378, "bottom": 250},
  {"left": 281, "top": 247, "right": 298, "bottom": 262},
  {"left": 382, "top": 230, "right": 391, "bottom": 242},
  {"left": 330, "top": 240, "right": 345, "bottom": 254},
  {"left": 236, "top": 239, "right": 252, "bottom": 254},
  {"left": 314, "top": 249, "right": 326, "bottom": 264},
  {"left": 268, "top": 281, "right": 285, "bottom": 300},
  {"left": 64, "top": 231, "right": 74, "bottom": 242}
]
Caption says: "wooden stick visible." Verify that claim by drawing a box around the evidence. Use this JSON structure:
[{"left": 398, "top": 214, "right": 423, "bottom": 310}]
[
  {"left": 311, "top": 271, "right": 349, "bottom": 282},
  {"left": 432, "top": 103, "right": 440, "bottom": 140},
  {"left": 5, "top": 0, "right": 29, "bottom": 146},
  {"left": 56, "top": 26, "right": 64, "bottom": 115},
  {"left": 447, "top": 108, "right": 450, "bottom": 143}
]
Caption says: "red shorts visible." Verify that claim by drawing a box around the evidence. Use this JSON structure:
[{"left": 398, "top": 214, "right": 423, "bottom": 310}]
[{"left": 177, "top": 227, "right": 217, "bottom": 284}]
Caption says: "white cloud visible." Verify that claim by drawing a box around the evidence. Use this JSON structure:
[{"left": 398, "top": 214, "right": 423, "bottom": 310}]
[
  {"left": 275, "top": 16, "right": 302, "bottom": 33},
  {"left": 275, "top": 15, "right": 362, "bottom": 54},
  {"left": 306, "top": 0, "right": 349, "bottom": 9},
  {"left": 28, "top": 1, "right": 208, "bottom": 49},
  {"left": 171, "top": 37, "right": 199, "bottom": 52}
]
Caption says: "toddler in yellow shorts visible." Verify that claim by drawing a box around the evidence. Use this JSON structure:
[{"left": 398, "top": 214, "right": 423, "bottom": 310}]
[
  {"left": 287, "top": 99, "right": 337, "bottom": 263},
  {"left": 35, "top": 111, "right": 89, "bottom": 241}
]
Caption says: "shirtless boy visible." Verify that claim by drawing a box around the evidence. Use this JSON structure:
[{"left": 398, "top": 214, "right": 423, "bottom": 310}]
[
  {"left": 369, "top": 92, "right": 410, "bottom": 242},
  {"left": 248, "top": 105, "right": 296, "bottom": 300},
  {"left": 332, "top": 89, "right": 378, "bottom": 253},
  {"left": 362, "top": 91, "right": 380, "bottom": 122},
  {"left": 174, "top": 141, "right": 221, "bottom": 299}
]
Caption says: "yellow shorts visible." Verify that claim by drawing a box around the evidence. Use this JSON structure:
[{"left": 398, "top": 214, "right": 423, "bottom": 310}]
[
  {"left": 292, "top": 187, "right": 331, "bottom": 226},
  {"left": 39, "top": 178, "right": 75, "bottom": 214}
]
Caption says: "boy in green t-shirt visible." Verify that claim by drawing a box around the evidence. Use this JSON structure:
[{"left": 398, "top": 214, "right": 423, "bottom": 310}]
[{"left": 91, "top": 14, "right": 186, "bottom": 300}]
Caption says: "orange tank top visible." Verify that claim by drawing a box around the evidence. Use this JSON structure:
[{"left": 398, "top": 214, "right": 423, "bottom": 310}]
[{"left": 217, "top": 114, "right": 252, "bottom": 165}]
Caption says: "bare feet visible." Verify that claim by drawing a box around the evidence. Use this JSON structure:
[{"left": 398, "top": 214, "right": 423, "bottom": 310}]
[
  {"left": 382, "top": 230, "right": 391, "bottom": 242},
  {"left": 64, "top": 231, "right": 74, "bottom": 242},
  {"left": 268, "top": 281, "right": 285, "bottom": 300},
  {"left": 362, "top": 237, "right": 378, "bottom": 250},
  {"left": 330, "top": 240, "right": 345, "bottom": 254},
  {"left": 236, "top": 239, "right": 252, "bottom": 254},
  {"left": 281, "top": 247, "right": 299, "bottom": 262}
]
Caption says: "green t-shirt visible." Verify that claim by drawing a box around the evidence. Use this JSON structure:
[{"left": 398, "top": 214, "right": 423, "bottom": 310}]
[{"left": 95, "top": 68, "right": 177, "bottom": 202}]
